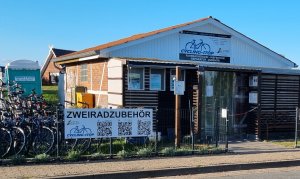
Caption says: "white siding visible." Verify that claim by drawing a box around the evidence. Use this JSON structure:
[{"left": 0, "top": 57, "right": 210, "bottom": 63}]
[
  {"left": 110, "top": 22, "right": 293, "bottom": 69},
  {"left": 108, "top": 94, "right": 122, "bottom": 106},
  {"left": 111, "top": 33, "right": 179, "bottom": 60},
  {"left": 108, "top": 79, "right": 122, "bottom": 93},
  {"left": 108, "top": 58, "right": 123, "bottom": 107}
]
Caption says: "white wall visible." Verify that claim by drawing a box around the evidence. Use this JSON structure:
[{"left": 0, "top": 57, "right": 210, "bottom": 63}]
[
  {"left": 110, "top": 22, "right": 294, "bottom": 69},
  {"left": 107, "top": 58, "right": 123, "bottom": 107}
]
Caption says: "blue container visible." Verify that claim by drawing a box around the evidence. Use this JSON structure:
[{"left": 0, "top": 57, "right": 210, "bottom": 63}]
[{"left": 5, "top": 60, "right": 42, "bottom": 96}]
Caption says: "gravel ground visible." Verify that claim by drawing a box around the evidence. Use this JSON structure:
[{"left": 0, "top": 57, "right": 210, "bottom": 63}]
[{"left": 2, "top": 150, "right": 300, "bottom": 179}]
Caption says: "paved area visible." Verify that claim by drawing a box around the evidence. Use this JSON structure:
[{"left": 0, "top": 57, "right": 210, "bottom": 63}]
[
  {"left": 1, "top": 141, "right": 300, "bottom": 178},
  {"left": 228, "top": 140, "right": 293, "bottom": 153}
]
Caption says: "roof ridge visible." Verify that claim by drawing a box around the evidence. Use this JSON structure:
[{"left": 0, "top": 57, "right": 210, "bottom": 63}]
[{"left": 57, "top": 17, "right": 210, "bottom": 60}]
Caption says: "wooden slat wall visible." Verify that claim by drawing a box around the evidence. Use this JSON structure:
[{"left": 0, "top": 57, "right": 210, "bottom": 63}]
[
  {"left": 260, "top": 74, "right": 300, "bottom": 139},
  {"left": 123, "top": 66, "right": 197, "bottom": 135},
  {"left": 123, "top": 67, "right": 159, "bottom": 130}
]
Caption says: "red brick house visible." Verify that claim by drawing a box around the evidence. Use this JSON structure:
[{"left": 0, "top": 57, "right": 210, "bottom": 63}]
[{"left": 41, "top": 47, "right": 75, "bottom": 85}]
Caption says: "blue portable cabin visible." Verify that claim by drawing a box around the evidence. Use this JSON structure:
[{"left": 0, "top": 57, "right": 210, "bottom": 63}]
[{"left": 5, "top": 60, "right": 42, "bottom": 96}]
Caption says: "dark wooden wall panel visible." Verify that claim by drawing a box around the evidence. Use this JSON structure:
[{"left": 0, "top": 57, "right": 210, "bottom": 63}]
[{"left": 260, "top": 74, "right": 300, "bottom": 139}]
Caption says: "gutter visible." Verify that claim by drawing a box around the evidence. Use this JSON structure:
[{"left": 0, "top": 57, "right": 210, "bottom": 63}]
[{"left": 53, "top": 50, "right": 99, "bottom": 63}]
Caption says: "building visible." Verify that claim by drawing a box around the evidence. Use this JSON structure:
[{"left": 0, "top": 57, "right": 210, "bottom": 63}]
[
  {"left": 54, "top": 16, "right": 300, "bottom": 141},
  {"left": 0, "top": 66, "right": 5, "bottom": 83},
  {"left": 41, "top": 47, "right": 75, "bottom": 85}
]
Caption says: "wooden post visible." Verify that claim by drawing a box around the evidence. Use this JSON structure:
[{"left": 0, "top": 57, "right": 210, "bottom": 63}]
[{"left": 175, "top": 66, "right": 181, "bottom": 148}]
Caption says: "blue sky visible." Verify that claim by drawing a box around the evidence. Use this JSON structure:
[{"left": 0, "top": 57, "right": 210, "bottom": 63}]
[{"left": 0, "top": 0, "right": 300, "bottom": 67}]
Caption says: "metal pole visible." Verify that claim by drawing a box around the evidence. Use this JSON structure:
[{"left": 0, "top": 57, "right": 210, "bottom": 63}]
[
  {"left": 56, "top": 105, "right": 59, "bottom": 158},
  {"left": 192, "top": 108, "right": 195, "bottom": 153},
  {"left": 295, "top": 107, "right": 298, "bottom": 148},
  {"left": 215, "top": 108, "right": 219, "bottom": 148},
  {"left": 189, "top": 100, "right": 194, "bottom": 153},
  {"left": 110, "top": 138, "right": 113, "bottom": 158},
  {"left": 155, "top": 109, "right": 158, "bottom": 156},
  {"left": 225, "top": 108, "right": 229, "bottom": 152}
]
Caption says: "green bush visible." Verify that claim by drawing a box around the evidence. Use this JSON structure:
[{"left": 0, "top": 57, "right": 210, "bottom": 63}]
[
  {"left": 98, "top": 139, "right": 135, "bottom": 154},
  {"left": 210, "top": 147, "right": 223, "bottom": 154},
  {"left": 11, "top": 155, "right": 26, "bottom": 165},
  {"left": 117, "top": 150, "right": 133, "bottom": 158},
  {"left": 198, "top": 148, "right": 209, "bottom": 155},
  {"left": 90, "top": 152, "right": 106, "bottom": 160},
  {"left": 175, "top": 148, "right": 193, "bottom": 156},
  {"left": 34, "top": 153, "right": 51, "bottom": 163},
  {"left": 65, "top": 150, "right": 81, "bottom": 161},
  {"left": 136, "top": 147, "right": 153, "bottom": 157},
  {"left": 161, "top": 147, "right": 175, "bottom": 156}
]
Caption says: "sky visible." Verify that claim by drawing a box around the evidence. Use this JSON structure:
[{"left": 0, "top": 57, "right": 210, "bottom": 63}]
[{"left": 0, "top": 0, "right": 300, "bottom": 67}]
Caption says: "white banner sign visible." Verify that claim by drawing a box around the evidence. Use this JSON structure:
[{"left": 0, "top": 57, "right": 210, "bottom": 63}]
[
  {"left": 15, "top": 76, "right": 35, "bottom": 82},
  {"left": 64, "top": 108, "right": 153, "bottom": 139},
  {"left": 179, "top": 31, "right": 231, "bottom": 63}
]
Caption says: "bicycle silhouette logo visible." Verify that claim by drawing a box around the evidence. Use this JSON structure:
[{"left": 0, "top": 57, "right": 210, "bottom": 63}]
[
  {"left": 68, "top": 125, "right": 94, "bottom": 137},
  {"left": 181, "top": 39, "right": 214, "bottom": 55}
]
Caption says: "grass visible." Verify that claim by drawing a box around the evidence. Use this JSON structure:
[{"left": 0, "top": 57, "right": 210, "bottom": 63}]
[
  {"left": 136, "top": 147, "right": 153, "bottom": 157},
  {"left": 42, "top": 85, "right": 59, "bottom": 105},
  {"left": 34, "top": 153, "right": 51, "bottom": 163},
  {"left": 271, "top": 140, "right": 296, "bottom": 148},
  {"left": 65, "top": 150, "right": 81, "bottom": 161},
  {"left": 160, "top": 147, "right": 176, "bottom": 156}
]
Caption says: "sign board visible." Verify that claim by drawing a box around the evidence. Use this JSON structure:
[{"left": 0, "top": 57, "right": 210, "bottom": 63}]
[
  {"left": 179, "top": 31, "right": 231, "bottom": 63},
  {"left": 15, "top": 76, "right": 35, "bottom": 82},
  {"left": 221, "top": 108, "right": 227, "bottom": 118},
  {"left": 64, "top": 108, "right": 153, "bottom": 139},
  {"left": 174, "top": 80, "right": 185, "bottom": 95},
  {"left": 249, "top": 76, "right": 258, "bottom": 87},
  {"left": 249, "top": 92, "right": 258, "bottom": 104}
]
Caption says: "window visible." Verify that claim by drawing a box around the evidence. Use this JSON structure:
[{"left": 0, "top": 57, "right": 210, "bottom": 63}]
[
  {"left": 170, "top": 69, "right": 185, "bottom": 91},
  {"left": 128, "top": 67, "right": 144, "bottom": 90},
  {"left": 150, "top": 69, "right": 165, "bottom": 91},
  {"left": 80, "top": 64, "right": 88, "bottom": 82}
]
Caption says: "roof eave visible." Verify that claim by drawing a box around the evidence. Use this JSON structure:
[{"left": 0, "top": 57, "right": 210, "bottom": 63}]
[{"left": 53, "top": 51, "right": 98, "bottom": 63}]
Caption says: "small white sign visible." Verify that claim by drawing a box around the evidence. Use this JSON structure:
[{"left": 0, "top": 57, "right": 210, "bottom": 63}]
[
  {"left": 249, "top": 76, "right": 258, "bottom": 87},
  {"left": 15, "top": 76, "right": 35, "bottom": 82},
  {"left": 221, "top": 108, "right": 227, "bottom": 118},
  {"left": 249, "top": 92, "right": 258, "bottom": 104},
  {"left": 174, "top": 80, "right": 185, "bottom": 95}
]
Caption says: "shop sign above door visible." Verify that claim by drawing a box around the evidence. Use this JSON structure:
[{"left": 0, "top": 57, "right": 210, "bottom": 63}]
[{"left": 179, "top": 31, "right": 231, "bottom": 63}]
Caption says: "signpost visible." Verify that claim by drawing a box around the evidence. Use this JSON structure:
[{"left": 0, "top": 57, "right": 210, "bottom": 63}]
[
  {"left": 175, "top": 67, "right": 182, "bottom": 148},
  {"left": 221, "top": 108, "right": 228, "bottom": 152}
]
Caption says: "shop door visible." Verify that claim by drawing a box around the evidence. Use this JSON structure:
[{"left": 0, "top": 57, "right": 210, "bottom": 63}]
[{"left": 201, "top": 71, "right": 255, "bottom": 142}]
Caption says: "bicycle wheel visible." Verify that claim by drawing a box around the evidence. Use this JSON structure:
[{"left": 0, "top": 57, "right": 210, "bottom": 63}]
[
  {"left": 201, "top": 43, "right": 211, "bottom": 54},
  {"left": 11, "top": 127, "right": 26, "bottom": 155},
  {"left": 73, "top": 138, "right": 91, "bottom": 154},
  {"left": 32, "top": 126, "right": 55, "bottom": 155},
  {"left": 0, "top": 128, "right": 12, "bottom": 158}
]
